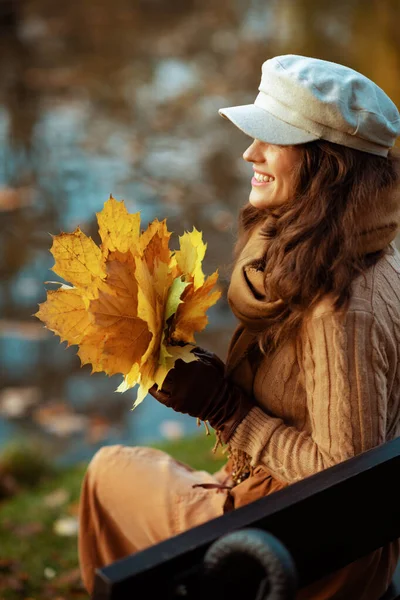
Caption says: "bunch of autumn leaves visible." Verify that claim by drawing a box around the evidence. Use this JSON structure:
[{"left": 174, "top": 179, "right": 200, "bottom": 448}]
[{"left": 36, "top": 197, "right": 221, "bottom": 407}]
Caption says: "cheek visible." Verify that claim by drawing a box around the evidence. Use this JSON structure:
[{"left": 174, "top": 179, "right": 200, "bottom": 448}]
[
  {"left": 280, "top": 165, "right": 297, "bottom": 194},
  {"left": 272, "top": 173, "right": 295, "bottom": 205}
]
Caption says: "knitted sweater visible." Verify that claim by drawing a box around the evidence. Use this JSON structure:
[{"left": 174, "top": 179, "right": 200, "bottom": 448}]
[{"left": 230, "top": 243, "right": 400, "bottom": 484}]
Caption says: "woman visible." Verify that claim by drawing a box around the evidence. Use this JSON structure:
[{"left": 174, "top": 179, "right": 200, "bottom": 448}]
[{"left": 79, "top": 55, "right": 400, "bottom": 598}]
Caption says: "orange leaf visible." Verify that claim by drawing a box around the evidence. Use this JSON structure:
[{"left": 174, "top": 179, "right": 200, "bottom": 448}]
[
  {"left": 139, "top": 219, "right": 172, "bottom": 273},
  {"left": 77, "top": 328, "right": 108, "bottom": 373},
  {"left": 105, "top": 253, "right": 139, "bottom": 310},
  {"left": 171, "top": 271, "right": 221, "bottom": 344},
  {"left": 88, "top": 290, "right": 152, "bottom": 375}
]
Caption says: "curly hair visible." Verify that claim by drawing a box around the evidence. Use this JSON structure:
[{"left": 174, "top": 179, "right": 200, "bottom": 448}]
[{"left": 235, "top": 140, "right": 400, "bottom": 352}]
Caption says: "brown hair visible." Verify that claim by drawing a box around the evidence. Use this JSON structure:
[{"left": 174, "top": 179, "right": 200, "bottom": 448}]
[{"left": 235, "top": 140, "right": 400, "bottom": 352}]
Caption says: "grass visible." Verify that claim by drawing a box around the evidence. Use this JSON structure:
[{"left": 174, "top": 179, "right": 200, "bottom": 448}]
[{"left": 0, "top": 433, "right": 226, "bottom": 600}]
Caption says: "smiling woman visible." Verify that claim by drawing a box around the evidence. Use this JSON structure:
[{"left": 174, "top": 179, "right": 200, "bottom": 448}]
[{"left": 79, "top": 55, "right": 400, "bottom": 600}]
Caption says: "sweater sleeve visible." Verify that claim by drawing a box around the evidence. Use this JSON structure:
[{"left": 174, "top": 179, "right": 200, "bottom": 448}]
[{"left": 229, "top": 310, "right": 390, "bottom": 484}]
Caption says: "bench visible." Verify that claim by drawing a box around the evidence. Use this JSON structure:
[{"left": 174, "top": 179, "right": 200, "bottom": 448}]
[{"left": 92, "top": 436, "right": 400, "bottom": 599}]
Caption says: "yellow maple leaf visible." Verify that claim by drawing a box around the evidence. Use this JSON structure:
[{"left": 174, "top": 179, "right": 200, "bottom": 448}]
[
  {"left": 97, "top": 195, "right": 141, "bottom": 257},
  {"left": 118, "top": 256, "right": 174, "bottom": 405},
  {"left": 36, "top": 198, "right": 150, "bottom": 377},
  {"left": 50, "top": 228, "right": 106, "bottom": 296},
  {"left": 36, "top": 196, "right": 221, "bottom": 408},
  {"left": 35, "top": 288, "right": 92, "bottom": 345},
  {"left": 171, "top": 271, "right": 221, "bottom": 344},
  {"left": 174, "top": 228, "right": 206, "bottom": 289}
]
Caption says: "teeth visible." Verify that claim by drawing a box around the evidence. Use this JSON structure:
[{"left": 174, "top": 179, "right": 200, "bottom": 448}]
[{"left": 254, "top": 172, "right": 274, "bottom": 183}]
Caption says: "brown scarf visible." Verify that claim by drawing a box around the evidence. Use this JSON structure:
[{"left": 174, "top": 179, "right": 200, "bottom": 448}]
[
  {"left": 228, "top": 191, "right": 400, "bottom": 342},
  {"left": 228, "top": 221, "right": 281, "bottom": 336}
]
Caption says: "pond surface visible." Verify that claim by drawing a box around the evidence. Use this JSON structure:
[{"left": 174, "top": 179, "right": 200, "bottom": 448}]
[{"left": 1, "top": 0, "right": 400, "bottom": 463}]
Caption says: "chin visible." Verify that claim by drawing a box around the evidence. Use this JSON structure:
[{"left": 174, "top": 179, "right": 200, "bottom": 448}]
[
  {"left": 249, "top": 195, "right": 274, "bottom": 210},
  {"left": 249, "top": 190, "right": 286, "bottom": 210}
]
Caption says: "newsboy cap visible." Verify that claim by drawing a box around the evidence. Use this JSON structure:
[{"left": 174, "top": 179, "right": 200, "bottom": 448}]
[{"left": 219, "top": 55, "right": 400, "bottom": 157}]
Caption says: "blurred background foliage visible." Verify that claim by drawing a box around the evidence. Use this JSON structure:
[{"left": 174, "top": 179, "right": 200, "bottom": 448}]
[{"left": 1, "top": 0, "right": 400, "bottom": 464}]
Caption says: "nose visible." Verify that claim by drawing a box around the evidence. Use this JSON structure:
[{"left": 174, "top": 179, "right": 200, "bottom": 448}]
[{"left": 243, "top": 139, "right": 266, "bottom": 163}]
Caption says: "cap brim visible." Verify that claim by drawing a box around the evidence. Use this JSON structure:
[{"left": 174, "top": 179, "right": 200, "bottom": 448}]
[{"left": 218, "top": 104, "right": 319, "bottom": 145}]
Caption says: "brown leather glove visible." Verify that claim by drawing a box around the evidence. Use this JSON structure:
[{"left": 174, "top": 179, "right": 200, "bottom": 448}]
[{"left": 149, "top": 347, "right": 253, "bottom": 443}]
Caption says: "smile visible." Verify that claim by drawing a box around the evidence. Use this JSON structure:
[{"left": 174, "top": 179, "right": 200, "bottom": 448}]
[
  {"left": 252, "top": 171, "right": 275, "bottom": 186},
  {"left": 254, "top": 171, "right": 275, "bottom": 183}
]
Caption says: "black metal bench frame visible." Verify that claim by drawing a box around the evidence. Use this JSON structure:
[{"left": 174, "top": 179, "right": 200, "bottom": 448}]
[{"left": 93, "top": 436, "right": 400, "bottom": 600}]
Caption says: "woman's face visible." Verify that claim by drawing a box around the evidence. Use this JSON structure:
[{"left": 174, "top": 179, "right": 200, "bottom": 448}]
[{"left": 243, "top": 140, "right": 301, "bottom": 209}]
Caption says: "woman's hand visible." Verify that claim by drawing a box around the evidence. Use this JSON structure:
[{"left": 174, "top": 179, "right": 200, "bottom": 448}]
[{"left": 149, "top": 347, "right": 254, "bottom": 443}]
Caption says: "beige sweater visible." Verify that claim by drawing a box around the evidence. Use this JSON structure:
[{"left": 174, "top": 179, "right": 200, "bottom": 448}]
[{"left": 230, "top": 243, "right": 400, "bottom": 484}]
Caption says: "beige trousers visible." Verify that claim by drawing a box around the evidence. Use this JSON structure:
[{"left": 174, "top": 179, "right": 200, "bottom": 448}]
[
  {"left": 78, "top": 445, "right": 230, "bottom": 595},
  {"left": 79, "top": 444, "right": 399, "bottom": 599}
]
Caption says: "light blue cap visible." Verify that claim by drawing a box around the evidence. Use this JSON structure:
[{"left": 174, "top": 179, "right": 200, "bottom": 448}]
[{"left": 219, "top": 55, "right": 400, "bottom": 157}]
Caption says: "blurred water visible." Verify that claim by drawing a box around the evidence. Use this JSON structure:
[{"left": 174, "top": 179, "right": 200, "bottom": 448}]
[
  {"left": 1, "top": 0, "right": 400, "bottom": 463},
  {"left": 0, "top": 394, "right": 205, "bottom": 466}
]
